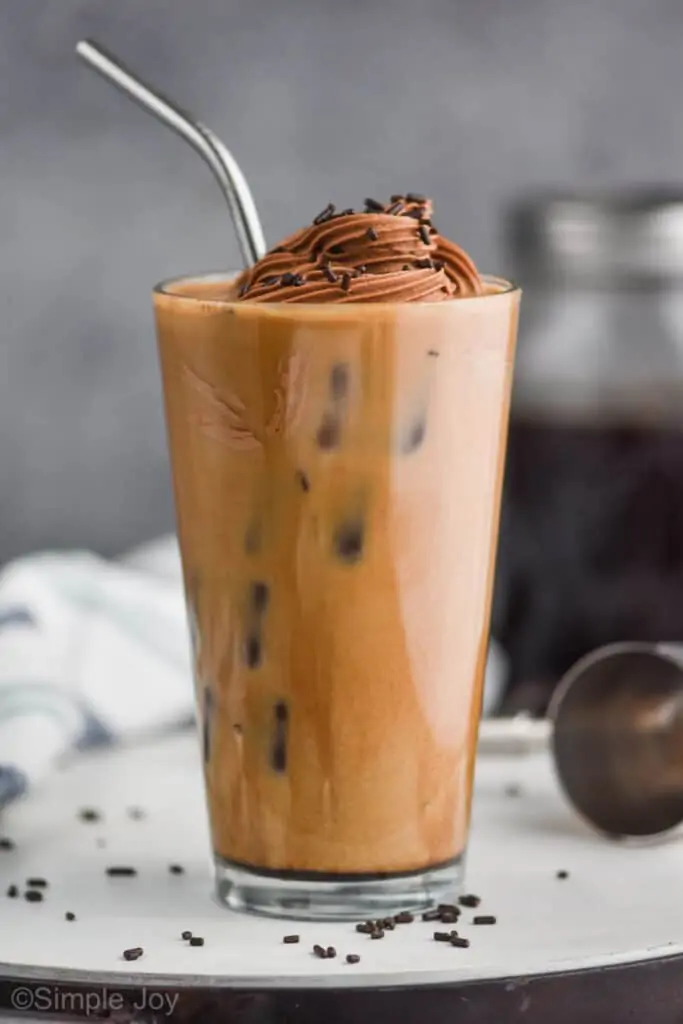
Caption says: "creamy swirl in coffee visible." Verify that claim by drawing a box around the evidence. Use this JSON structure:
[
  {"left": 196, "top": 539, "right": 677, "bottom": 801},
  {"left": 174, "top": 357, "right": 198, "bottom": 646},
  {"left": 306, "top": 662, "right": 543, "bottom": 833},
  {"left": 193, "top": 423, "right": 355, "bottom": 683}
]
[{"left": 233, "top": 194, "right": 482, "bottom": 303}]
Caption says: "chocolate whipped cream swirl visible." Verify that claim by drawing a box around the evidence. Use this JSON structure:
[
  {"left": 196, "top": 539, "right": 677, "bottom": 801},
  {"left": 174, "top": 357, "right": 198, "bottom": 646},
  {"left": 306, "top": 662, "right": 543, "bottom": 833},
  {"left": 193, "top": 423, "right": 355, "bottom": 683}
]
[{"left": 233, "top": 195, "right": 483, "bottom": 303}]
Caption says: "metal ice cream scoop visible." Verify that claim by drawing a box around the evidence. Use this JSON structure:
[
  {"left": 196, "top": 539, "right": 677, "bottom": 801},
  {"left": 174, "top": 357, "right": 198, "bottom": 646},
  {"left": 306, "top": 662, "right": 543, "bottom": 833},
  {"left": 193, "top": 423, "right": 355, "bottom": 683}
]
[{"left": 478, "top": 642, "right": 683, "bottom": 838}]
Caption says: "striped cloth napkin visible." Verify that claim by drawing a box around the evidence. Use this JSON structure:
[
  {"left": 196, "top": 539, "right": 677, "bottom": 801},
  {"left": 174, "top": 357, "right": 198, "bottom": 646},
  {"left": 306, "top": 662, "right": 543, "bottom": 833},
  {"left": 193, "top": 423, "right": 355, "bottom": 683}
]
[{"left": 0, "top": 536, "right": 193, "bottom": 808}]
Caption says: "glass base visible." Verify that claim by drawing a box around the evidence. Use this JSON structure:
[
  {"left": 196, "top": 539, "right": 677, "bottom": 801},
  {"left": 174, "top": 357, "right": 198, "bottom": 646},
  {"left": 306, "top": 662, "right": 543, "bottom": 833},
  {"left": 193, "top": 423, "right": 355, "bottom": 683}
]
[{"left": 214, "top": 855, "right": 465, "bottom": 921}]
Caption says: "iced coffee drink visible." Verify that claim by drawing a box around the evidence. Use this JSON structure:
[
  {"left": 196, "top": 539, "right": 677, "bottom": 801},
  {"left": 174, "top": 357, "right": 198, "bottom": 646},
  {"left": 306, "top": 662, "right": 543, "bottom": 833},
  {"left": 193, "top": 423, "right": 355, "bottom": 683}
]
[{"left": 153, "top": 195, "right": 519, "bottom": 918}]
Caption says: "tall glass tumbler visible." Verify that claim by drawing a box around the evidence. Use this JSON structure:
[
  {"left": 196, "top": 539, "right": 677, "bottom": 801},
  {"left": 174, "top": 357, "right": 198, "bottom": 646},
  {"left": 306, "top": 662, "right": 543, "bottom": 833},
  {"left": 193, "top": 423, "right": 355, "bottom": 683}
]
[{"left": 153, "top": 274, "right": 519, "bottom": 919}]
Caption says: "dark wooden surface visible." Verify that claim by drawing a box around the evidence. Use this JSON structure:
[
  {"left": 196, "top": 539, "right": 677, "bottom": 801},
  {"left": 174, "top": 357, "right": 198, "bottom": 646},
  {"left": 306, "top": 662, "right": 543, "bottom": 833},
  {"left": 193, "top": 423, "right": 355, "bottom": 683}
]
[{"left": 2, "top": 953, "right": 683, "bottom": 1024}]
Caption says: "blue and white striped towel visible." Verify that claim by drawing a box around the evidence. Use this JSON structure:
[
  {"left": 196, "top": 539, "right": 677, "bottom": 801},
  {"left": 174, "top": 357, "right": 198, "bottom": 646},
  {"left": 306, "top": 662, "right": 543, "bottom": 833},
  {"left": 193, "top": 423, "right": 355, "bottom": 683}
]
[
  {"left": 0, "top": 535, "right": 507, "bottom": 809},
  {"left": 0, "top": 535, "right": 193, "bottom": 808}
]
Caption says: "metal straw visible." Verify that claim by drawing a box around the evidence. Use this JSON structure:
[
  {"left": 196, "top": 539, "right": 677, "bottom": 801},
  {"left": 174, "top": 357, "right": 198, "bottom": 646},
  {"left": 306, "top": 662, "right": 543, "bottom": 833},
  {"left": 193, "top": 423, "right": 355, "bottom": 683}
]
[{"left": 76, "top": 39, "right": 266, "bottom": 268}]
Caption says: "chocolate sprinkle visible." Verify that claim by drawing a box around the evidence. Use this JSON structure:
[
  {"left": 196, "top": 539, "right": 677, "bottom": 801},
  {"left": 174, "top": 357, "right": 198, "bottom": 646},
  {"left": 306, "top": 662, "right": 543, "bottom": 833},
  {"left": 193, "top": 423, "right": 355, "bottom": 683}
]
[
  {"left": 556, "top": 870, "right": 569, "bottom": 880},
  {"left": 414, "top": 257, "right": 433, "bottom": 269},
  {"left": 326, "top": 946, "right": 337, "bottom": 958},
  {"left": 6, "top": 885, "right": 18, "bottom": 898},
  {"left": 422, "top": 909, "right": 441, "bottom": 922},
  {"left": 395, "top": 911, "right": 414, "bottom": 924},
  {"left": 337, "top": 208, "right": 354, "bottom": 217},
  {"left": 314, "top": 203, "right": 336, "bottom": 225},
  {"left": 169, "top": 864, "right": 185, "bottom": 875},
  {"left": 182, "top": 931, "right": 192, "bottom": 940},
  {"left": 189, "top": 936, "right": 205, "bottom": 947},
  {"left": 370, "top": 929, "right": 385, "bottom": 939},
  {"left": 78, "top": 808, "right": 101, "bottom": 824},
  {"left": 262, "top": 275, "right": 280, "bottom": 286},
  {"left": 406, "top": 192, "right": 427, "bottom": 203},
  {"left": 433, "top": 259, "right": 445, "bottom": 271},
  {"left": 387, "top": 201, "right": 404, "bottom": 215},
  {"left": 346, "top": 953, "right": 361, "bottom": 964},
  {"left": 366, "top": 227, "right": 378, "bottom": 241},
  {"left": 459, "top": 894, "right": 481, "bottom": 908},
  {"left": 433, "top": 931, "right": 451, "bottom": 942},
  {"left": 440, "top": 910, "right": 459, "bottom": 924},
  {"left": 341, "top": 272, "right": 351, "bottom": 292},
  {"left": 329, "top": 244, "right": 344, "bottom": 255},
  {"left": 283, "top": 934, "right": 300, "bottom": 944},
  {"left": 313, "top": 944, "right": 327, "bottom": 958},
  {"left": 0, "top": 837, "right": 15, "bottom": 850},
  {"left": 123, "top": 947, "right": 143, "bottom": 961},
  {"left": 281, "top": 272, "right": 305, "bottom": 287},
  {"left": 451, "top": 936, "right": 470, "bottom": 948},
  {"left": 322, "top": 264, "right": 338, "bottom": 283},
  {"left": 419, "top": 224, "right": 432, "bottom": 246},
  {"left": 24, "top": 890, "right": 43, "bottom": 902},
  {"left": 364, "top": 198, "right": 384, "bottom": 212},
  {"left": 65, "top": 912, "right": 76, "bottom": 921},
  {"left": 26, "top": 878, "right": 47, "bottom": 888},
  {"left": 356, "top": 922, "right": 373, "bottom": 934},
  {"left": 390, "top": 194, "right": 403, "bottom": 202},
  {"left": 473, "top": 915, "right": 497, "bottom": 925},
  {"left": 106, "top": 867, "right": 137, "bottom": 878}
]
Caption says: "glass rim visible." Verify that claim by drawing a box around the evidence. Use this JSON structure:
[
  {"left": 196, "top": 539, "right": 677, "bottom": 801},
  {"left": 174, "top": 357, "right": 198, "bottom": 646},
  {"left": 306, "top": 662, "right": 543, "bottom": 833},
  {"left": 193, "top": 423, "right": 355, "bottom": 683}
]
[{"left": 153, "top": 270, "right": 519, "bottom": 307}]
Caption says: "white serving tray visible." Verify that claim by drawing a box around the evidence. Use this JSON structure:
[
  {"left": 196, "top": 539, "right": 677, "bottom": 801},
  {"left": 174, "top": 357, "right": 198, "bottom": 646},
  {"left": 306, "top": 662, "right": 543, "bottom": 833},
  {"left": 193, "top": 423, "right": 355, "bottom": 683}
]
[{"left": 0, "top": 730, "right": 681, "bottom": 991}]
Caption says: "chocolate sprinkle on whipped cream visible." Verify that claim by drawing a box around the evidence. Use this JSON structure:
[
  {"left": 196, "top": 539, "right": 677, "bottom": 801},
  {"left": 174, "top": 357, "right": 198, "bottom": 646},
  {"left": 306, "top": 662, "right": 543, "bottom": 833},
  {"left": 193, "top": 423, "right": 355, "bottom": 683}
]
[{"left": 233, "top": 194, "right": 482, "bottom": 303}]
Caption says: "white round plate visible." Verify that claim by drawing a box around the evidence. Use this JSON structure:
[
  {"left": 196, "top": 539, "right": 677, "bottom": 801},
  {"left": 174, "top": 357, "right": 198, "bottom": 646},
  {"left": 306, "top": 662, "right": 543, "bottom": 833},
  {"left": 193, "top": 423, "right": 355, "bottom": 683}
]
[{"left": 0, "top": 731, "right": 681, "bottom": 991}]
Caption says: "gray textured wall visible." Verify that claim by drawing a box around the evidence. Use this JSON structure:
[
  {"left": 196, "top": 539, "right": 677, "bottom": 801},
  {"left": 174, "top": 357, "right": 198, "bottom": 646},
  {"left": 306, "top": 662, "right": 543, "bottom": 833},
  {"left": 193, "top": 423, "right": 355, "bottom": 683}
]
[{"left": 2, "top": 0, "right": 683, "bottom": 562}]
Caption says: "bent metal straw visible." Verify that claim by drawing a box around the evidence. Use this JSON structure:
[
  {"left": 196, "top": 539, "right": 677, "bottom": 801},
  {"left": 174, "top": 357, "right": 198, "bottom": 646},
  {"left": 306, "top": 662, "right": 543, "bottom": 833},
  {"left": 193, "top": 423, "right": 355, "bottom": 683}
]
[{"left": 76, "top": 39, "right": 266, "bottom": 268}]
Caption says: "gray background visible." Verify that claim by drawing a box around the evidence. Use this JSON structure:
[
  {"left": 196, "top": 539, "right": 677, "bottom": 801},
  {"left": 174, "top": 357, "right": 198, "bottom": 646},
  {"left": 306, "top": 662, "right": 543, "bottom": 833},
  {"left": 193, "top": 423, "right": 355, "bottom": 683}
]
[{"left": 2, "top": 0, "right": 682, "bottom": 563}]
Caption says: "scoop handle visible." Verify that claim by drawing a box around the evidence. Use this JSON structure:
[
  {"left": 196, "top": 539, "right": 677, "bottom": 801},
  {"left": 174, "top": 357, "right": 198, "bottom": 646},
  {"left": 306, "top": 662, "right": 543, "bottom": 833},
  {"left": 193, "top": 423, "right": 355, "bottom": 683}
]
[{"left": 478, "top": 716, "right": 552, "bottom": 757}]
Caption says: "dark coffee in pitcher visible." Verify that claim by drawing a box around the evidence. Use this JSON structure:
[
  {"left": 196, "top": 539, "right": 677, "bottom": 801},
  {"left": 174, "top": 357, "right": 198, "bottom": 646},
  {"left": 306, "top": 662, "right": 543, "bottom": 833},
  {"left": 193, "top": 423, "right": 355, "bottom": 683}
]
[{"left": 494, "top": 190, "right": 683, "bottom": 713}]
